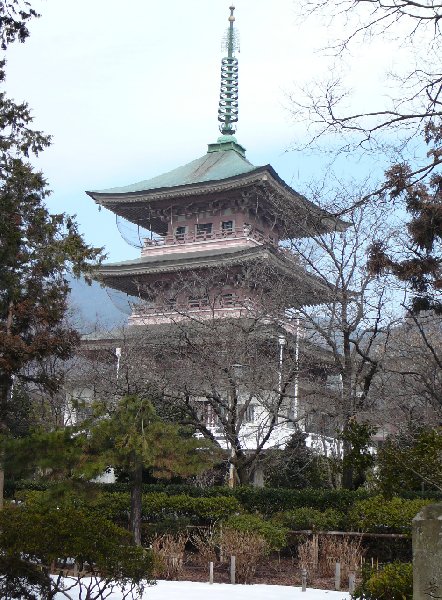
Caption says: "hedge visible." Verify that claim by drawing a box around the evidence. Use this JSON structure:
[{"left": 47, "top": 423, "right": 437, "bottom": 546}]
[
  {"left": 273, "top": 507, "right": 345, "bottom": 531},
  {"left": 222, "top": 514, "right": 288, "bottom": 551},
  {"left": 9, "top": 481, "right": 441, "bottom": 534},
  {"left": 8, "top": 479, "right": 442, "bottom": 502},
  {"left": 348, "top": 495, "right": 434, "bottom": 534},
  {"left": 16, "top": 490, "right": 241, "bottom": 524}
]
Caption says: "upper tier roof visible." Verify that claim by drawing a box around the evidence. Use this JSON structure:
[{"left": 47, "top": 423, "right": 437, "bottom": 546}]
[
  {"left": 93, "top": 140, "right": 255, "bottom": 194},
  {"left": 87, "top": 138, "right": 348, "bottom": 238}
]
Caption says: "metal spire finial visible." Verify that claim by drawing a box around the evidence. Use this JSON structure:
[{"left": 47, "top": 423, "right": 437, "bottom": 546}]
[{"left": 218, "top": 5, "right": 239, "bottom": 136}]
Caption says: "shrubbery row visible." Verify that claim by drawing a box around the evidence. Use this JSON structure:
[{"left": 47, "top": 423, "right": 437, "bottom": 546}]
[
  {"left": 10, "top": 480, "right": 441, "bottom": 508},
  {"left": 16, "top": 488, "right": 434, "bottom": 536}
]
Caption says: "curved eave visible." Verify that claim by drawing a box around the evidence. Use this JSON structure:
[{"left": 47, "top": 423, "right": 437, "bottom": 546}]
[
  {"left": 97, "top": 246, "right": 332, "bottom": 307},
  {"left": 87, "top": 166, "right": 347, "bottom": 239}
]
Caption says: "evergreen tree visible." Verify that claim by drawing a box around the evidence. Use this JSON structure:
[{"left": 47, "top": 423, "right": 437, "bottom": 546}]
[
  {"left": 264, "top": 429, "right": 326, "bottom": 489},
  {"left": 0, "top": 3, "right": 104, "bottom": 505},
  {"left": 85, "top": 395, "right": 216, "bottom": 545}
]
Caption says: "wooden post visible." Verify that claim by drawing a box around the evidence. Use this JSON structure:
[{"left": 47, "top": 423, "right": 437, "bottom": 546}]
[
  {"left": 230, "top": 555, "right": 236, "bottom": 585},
  {"left": 334, "top": 562, "right": 341, "bottom": 591},
  {"left": 301, "top": 568, "right": 307, "bottom": 592},
  {"left": 312, "top": 533, "right": 319, "bottom": 572},
  {"left": 219, "top": 524, "right": 223, "bottom": 562},
  {"left": 209, "top": 561, "right": 214, "bottom": 584},
  {"left": 349, "top": 571, "right": 356, "bottom": 594}
]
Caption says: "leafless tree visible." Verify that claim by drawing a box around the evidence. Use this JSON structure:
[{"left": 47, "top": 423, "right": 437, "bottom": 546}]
[
  {"left": 74, "top": 258, "right": 341, "bottom": 487},
  {"left": 373, "top": 310, "right": 442, "bottom": 432},
  {"left": 283, "top": 190, "right": 401, "bottom": 487},
  {"left": 295, "top": 0, "right": 442, "bottom": 194}
]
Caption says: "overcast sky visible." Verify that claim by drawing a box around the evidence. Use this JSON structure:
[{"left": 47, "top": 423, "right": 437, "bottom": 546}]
[{"left": 5, "top": 0, "right": 403, "bottom": 261}]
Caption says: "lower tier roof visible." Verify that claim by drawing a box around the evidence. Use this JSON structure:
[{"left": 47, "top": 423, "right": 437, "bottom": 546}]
[{"left": 97, "top": 245, "right": 331, "bottom": 307}]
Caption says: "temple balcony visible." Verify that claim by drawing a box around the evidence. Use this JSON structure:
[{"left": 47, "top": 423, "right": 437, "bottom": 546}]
[
  {"left": 128, "top": 297, "right": 253, "bottom": 326},
  {"left": 141, "top": 226, "right": 277, "bottom": 257}
]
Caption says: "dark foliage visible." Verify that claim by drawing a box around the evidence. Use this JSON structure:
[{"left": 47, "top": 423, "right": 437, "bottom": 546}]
[
  {"left": 0, "top": 0, "right": 104, "bottom": 503},
  {"left": 0, "top": 554, "right": 51, "bottom": 600},
  {"left": 263, "top": 429, "right": 327, "bottom": 489},
  {"left": 0, "top": 1, "right": 38, "bottom": 50},
  {"left": 368, "top": 135, "right": 442, "bottom": 313}
]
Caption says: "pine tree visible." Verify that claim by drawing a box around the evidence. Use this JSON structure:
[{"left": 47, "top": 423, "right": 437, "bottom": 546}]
[{"left": 85, "top": 395, "right": 216, "bottom": 546}]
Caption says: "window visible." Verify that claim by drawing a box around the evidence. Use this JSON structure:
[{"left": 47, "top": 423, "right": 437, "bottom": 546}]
[
  {"left": 165, "top": 297, "right": 177, "bottom": 310},
  {"left": 188, "top": 295, "right": 209, "bottom": 309},
  {"left": 221, "top": 220, "right": 234, "bottom": 233},
  {"left": 244, "top": 404, "right": 255, "bottom": 423},
  {"left": 196, "top": 223, "right": 213, "bottom": 237},
  {"left": 175, "top": 226, "right": 186, "bottom": 240},
  {"left": 221, "top": 293, "right": 236, "bottom": 307}
]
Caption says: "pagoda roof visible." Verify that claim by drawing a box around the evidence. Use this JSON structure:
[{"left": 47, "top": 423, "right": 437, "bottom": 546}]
[
  {"left": 87, "top": 142, "right": 347, "bottom": 239},
  {"left": 98, "top": 244, "right": 331, "bottom": 307},
  {"left": 92, "top": 143, "right": 255, "bottom": 194}
]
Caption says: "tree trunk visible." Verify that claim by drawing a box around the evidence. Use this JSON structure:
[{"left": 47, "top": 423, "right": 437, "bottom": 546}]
[
  {"left": 341, "top": 428, "right": 354, "bottom": 490},
  {"left": 236, "top": 458, "right": 251, "bottom": 486},
  {"left": 130, "top": 460, "right": 143, "bottom": 546},
  {"left": 341, "top": 323, "right": 355, "bottom": 490},
  {"left": 0, "top": 375, "right": 12, "bottom": 510}
]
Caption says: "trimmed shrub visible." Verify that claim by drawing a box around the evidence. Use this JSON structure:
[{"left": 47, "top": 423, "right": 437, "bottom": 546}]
[
  {"left": 349, "top": 495, "right": 433, "bottom": 534},
  {"left": 222, "top": 514, "right": 288, "bottom": 551},
  {"left": 141, "top": 493, "right": 241, "bottom": 522},
  {"left": 274, "top": 507, "right": 344, "bottom": 531},
  {"left": 352, "top": 562, "right": 412, "bottom": 600},
  {"left": 17, "top": 489, "right": 241, "bottom": 525},
  {"left": 232, "top": 487, "right": 372, "bottom": 515}
]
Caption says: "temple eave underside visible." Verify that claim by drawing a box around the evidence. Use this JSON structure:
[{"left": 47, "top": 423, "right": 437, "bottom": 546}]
[{"left": 88, "top": 170, "right": 347, "bottom": 239}]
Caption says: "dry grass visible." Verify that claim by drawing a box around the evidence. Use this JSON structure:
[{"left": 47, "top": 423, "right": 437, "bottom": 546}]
[
  {"left": 297, "top": 538, "right": 316, "bottom": 573},
  {"left": 296, "top": 535, "right": 363, "bottom": 584},
  {"left": 189, "top": 526, "right": 218, "bottom": 565},
  {"left": 151, "top": 533, "right": 188, "bottom": 578},
  {"left": 219, "top": 528, "right": 268, "bottom": 584},
  {"left": 319, "top": 536, "right": 363, "bottom": 580}
]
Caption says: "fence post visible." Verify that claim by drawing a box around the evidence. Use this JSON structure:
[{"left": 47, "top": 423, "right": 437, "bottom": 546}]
[
  {"left": 348, "top": 571, "right": 356, "bottom": 595},
  {"left": 334, "top": 562, "right": 341, "bottom": 591},
  {"left": 230, "top": 555, "right": 236, "bottom": 585},
  {"left": 219, "top": 524, "right": 223, "bottom": 562},
  {"left": 301, "top": 568, "right": 307, "bottom": 592},
  {"left": 209, "top": 561, "right": 214, "bottom": 585}
]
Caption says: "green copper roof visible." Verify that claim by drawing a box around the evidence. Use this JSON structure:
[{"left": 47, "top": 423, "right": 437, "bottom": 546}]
[{"left": 94, "top": 144, "right": 257, "bottom": 195}]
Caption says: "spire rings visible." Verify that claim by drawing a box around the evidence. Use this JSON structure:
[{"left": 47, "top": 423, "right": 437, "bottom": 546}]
[{"left": 218, "top": 56, "right": 239, "bottom": 134}]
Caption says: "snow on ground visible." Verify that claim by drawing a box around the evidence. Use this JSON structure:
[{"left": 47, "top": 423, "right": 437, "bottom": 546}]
[{"left": 52, "top": 579, "right": 351, "bottom": 600}]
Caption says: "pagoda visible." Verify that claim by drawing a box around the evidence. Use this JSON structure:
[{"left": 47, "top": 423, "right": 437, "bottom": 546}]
[{"left": 86, "top": 7, "right": 345, "bottom": 327}]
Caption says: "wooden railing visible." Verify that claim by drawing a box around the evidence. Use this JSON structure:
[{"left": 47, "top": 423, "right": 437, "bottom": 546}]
[{"left": 143, "top": 227, "right": 277, "bottom": 248}]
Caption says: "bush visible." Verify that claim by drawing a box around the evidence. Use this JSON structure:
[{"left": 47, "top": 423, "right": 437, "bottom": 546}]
[
  {"left": 349, "top": 495, "right": 433, "bottom": 534},
  {"left": 263, "top": 430, "right": 328, "bottom": 489},
  {"left": 141, "top": 493, "right": 241, "bottom": 522},
  {"left": 151, "top": 533, "right": 188, "bottom": 579},
  {"left": 377, "top": 427, "right": 442, "bottom": 495},
  {"left": 0, "top": 504, "right": 153, "bottom": 600},
  {"left": 222, "top": 514, "right": 288, "bottom": 551},
  {"left": 274, "top": 507, "right": 344, "bottom": 531},
  {"left": 352, "top": 562, "right": 412, "bottom": 600},
  {"left": 218, "top": 529, "right": 267, "bottom": 584}
]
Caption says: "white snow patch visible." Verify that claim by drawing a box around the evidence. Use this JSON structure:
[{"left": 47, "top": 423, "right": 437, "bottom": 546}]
[{"left": 50, "top": 579, "right": 351, "bottom": 600}]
